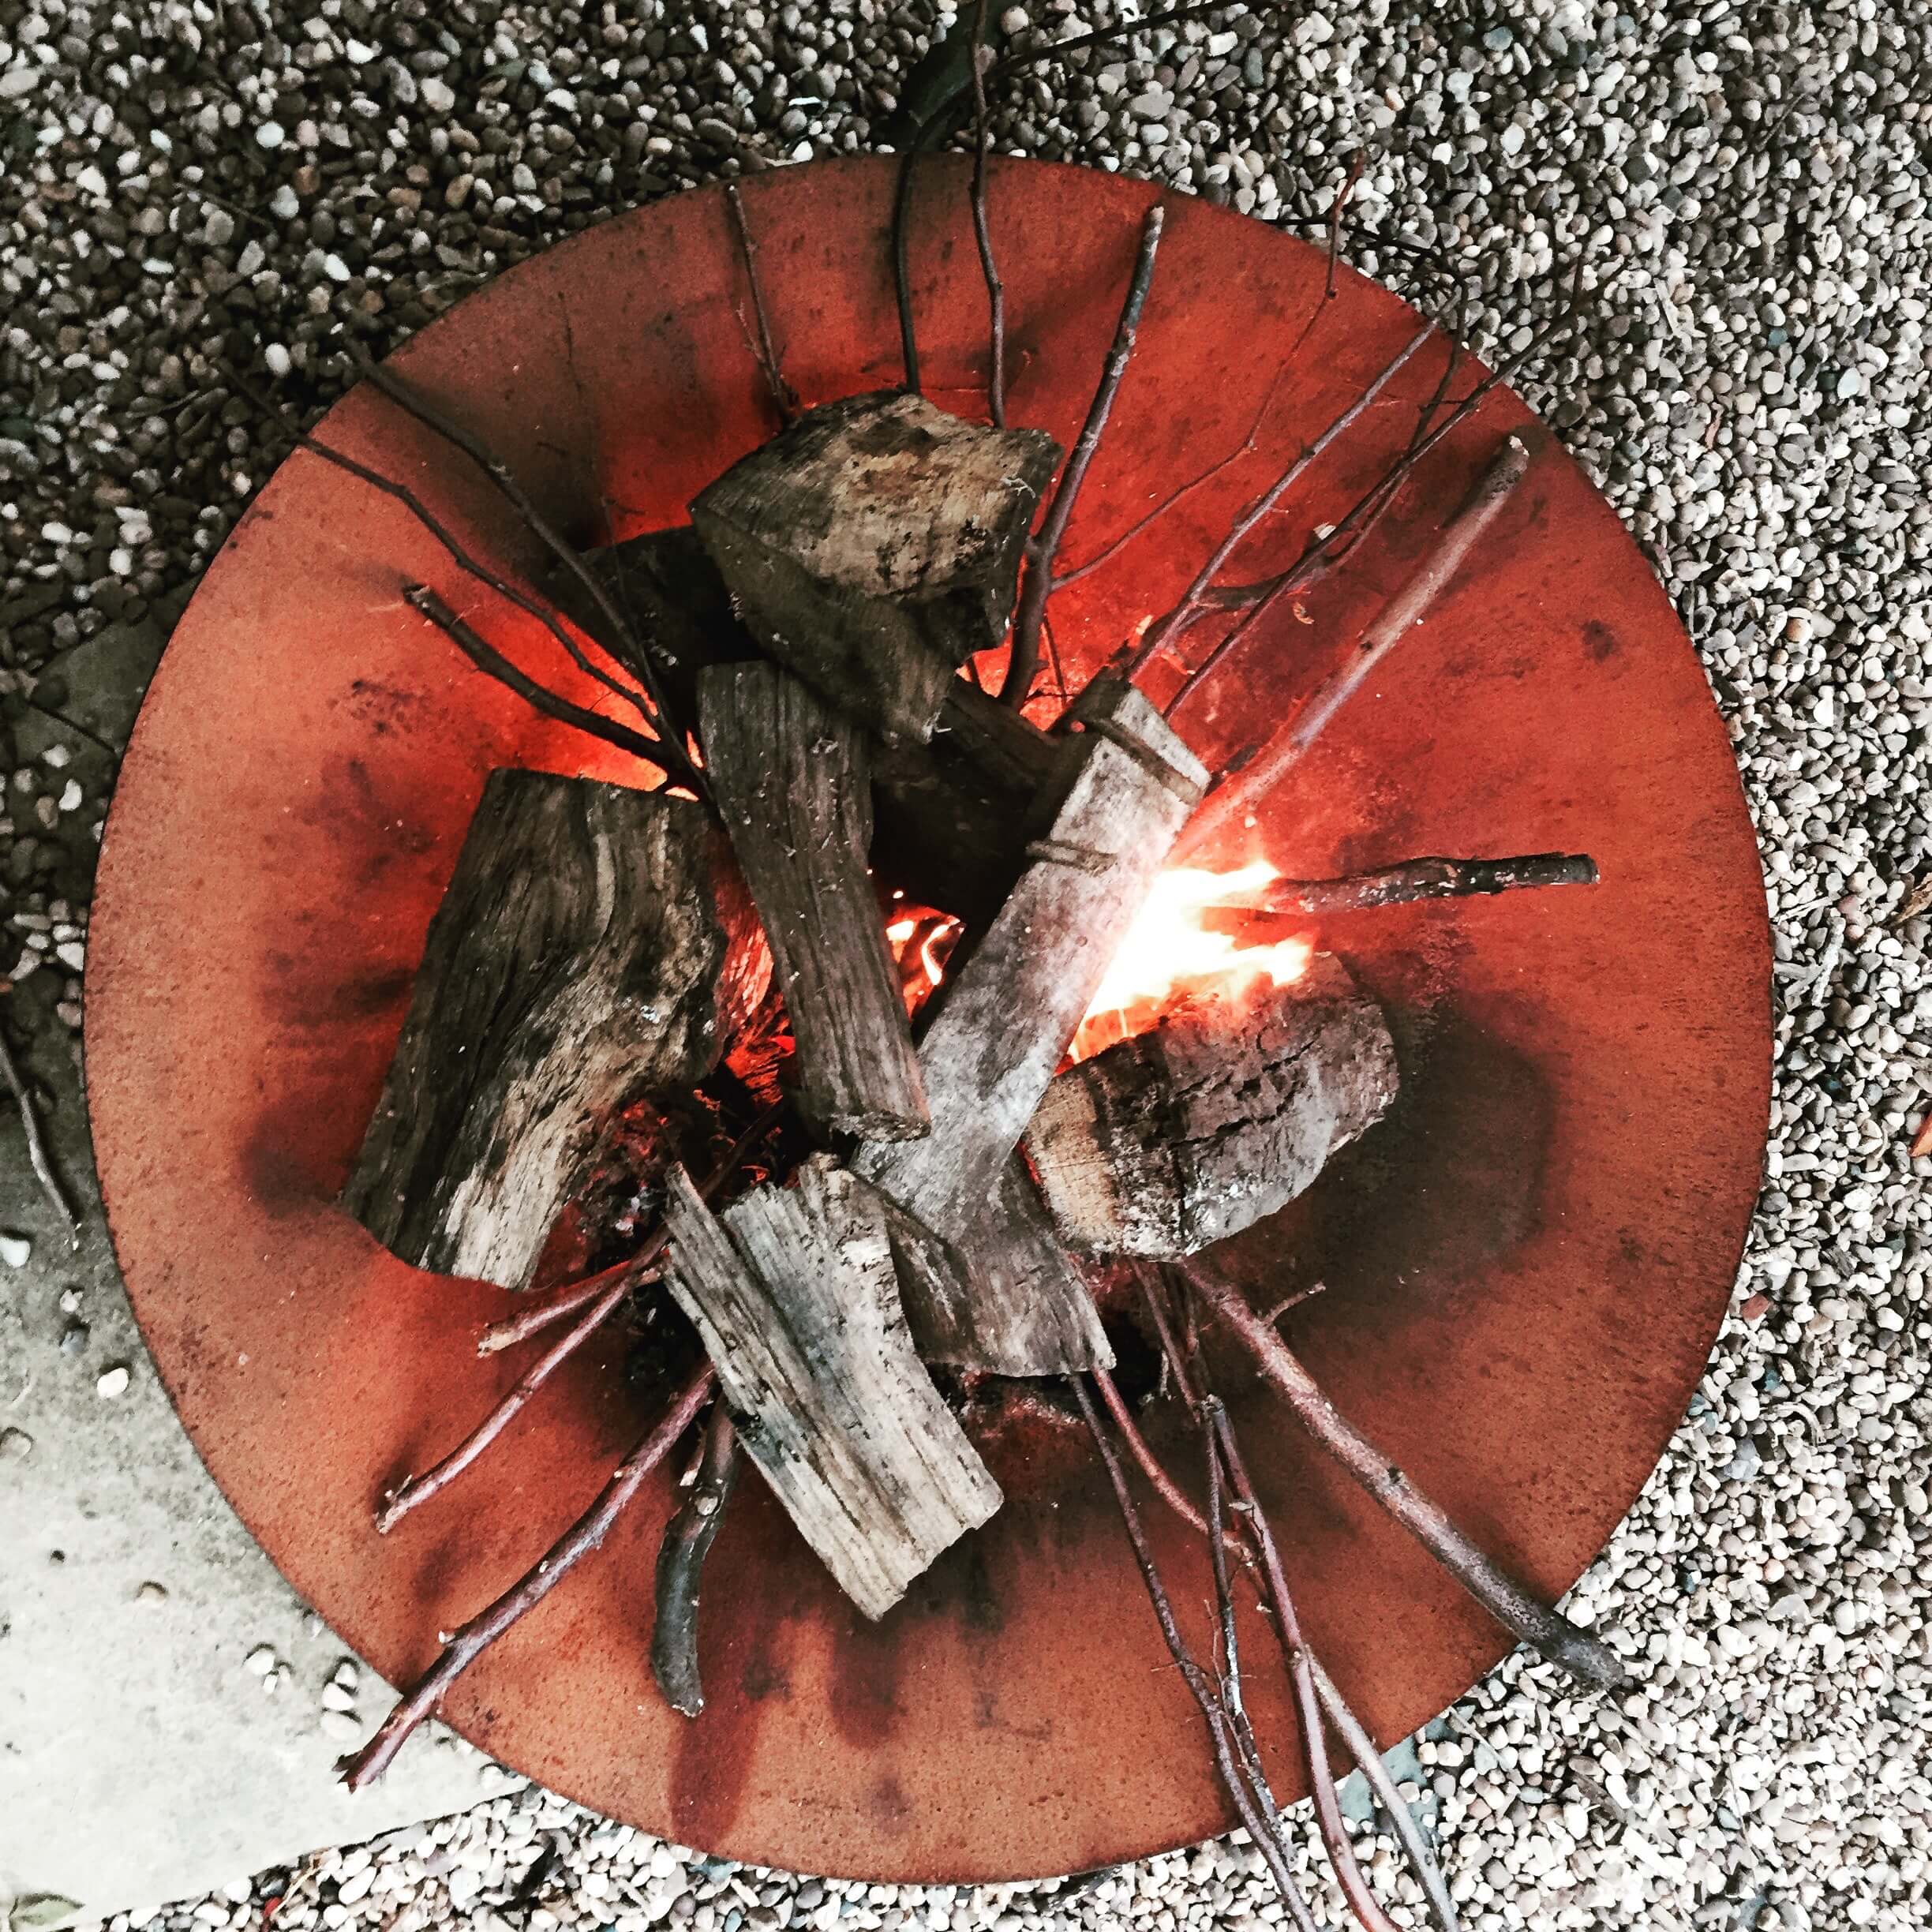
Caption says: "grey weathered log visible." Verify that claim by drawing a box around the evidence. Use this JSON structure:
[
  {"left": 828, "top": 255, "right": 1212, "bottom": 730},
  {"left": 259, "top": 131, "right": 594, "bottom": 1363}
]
[
  {"left": 855, "top": 680, "right": 1208, "bottom": 1360},
  {"left": 882, "top": 1155, "right": 1114, "bottom": 1376},
  {"left": 689, "top": 390, "right": 1060, "bottom": 743},
  {"left": 661, "top": 1158, "right": 1002, "bottom": 1619},
  {"left": 573, "top": 532, "right": 1068, "bottom": 923},
  {"left": 1025, "top": 955, "right": 1397, "bottom": 1258},
  {"left": 342, "top": 770, "right": 769, "bottom": 1290},
  {"left": 698, "top": 661, "right": 930, "bottom": 1142}
]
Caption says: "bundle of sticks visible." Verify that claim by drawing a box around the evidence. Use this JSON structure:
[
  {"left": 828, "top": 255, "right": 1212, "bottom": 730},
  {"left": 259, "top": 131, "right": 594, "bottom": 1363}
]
[{"left": 243, "top": 102, "right": 1624, "bottom": 1932}]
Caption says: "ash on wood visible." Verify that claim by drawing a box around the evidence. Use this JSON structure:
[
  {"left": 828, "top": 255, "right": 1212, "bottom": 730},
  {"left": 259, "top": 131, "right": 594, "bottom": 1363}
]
[
  {"left": 1025, "top": 955, "right": 1398, "bottom": 1258},
  {"left": 884, "top": 1155, "right": 1114, "bottom": 1376},
  {"left": 698, "top": 661, "right": 929, "bottom": 1141},
  {"left": 662, "top": 1157, "right": 1002, "bottom": 1619},
  {"left": 342, "top": 771, "right": 767, "bottom": 1290},
  {"left": 690, "top": 390, "right": 1060, "bottom": 743},
  {"left": 856, "top": 680, "right": 1207, "bottom": 1365}
]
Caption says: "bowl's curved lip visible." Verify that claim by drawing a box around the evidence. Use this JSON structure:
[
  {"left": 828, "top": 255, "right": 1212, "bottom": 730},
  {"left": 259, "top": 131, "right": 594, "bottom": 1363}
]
[{"left": 86, "top": 152, "right": 1771, "bottom": 1881}]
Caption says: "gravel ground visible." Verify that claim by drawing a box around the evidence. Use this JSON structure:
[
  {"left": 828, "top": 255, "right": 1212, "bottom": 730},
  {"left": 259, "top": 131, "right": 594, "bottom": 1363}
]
[{"left": 2, "top": 0, "right": 1927, "bottom": 1926}]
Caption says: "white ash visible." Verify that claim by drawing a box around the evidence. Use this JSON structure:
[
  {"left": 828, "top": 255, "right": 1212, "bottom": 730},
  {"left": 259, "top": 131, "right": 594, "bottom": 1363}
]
[{"left": 0, "top": 0, "right": 1915, "bottom": 1926}]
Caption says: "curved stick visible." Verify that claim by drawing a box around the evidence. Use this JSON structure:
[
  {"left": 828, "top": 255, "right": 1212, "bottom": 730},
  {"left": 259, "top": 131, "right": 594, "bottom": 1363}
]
[
  {"left": 650, "top": 1402, "right": 742, "bottom": 1716},
  {"left": 726, "top": 183, "right": 798, "bottom": 425},
  {"left": 1203, "top": 854, "right": 1599, "bottom": 939},
  {"left": 340, "top": 1364, "right": 716, "bottom": 1790},
  {"left": 1183, "top": 1260, "right": 1632, "bottom": 1693},
  {"left": 0, "top": 1025, "right": 77, "bottom": 1244},
  {"left": 1176, "top": 434, "right": 1531, "bottom": 862},
  {"left": 1000, "top": 204, "right": 1165, "bottom": 706}
]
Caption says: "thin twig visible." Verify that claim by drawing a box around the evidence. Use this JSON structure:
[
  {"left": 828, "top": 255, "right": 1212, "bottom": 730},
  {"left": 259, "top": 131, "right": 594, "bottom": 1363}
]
[
  {"left": 1311, "top": 1657, "right": 1464, "bottom": 1932},
  {"left": 477, "top": 1257, "right": 665, "bottom": 1357},
  {"left": 891, "top": 3, "right": 1226, "bottom": 397},
  {"left": 1052, "top": 363, "right": 1289, "bottom": 592},
  {"left": 1325, "top": 153, "right": 1366, "bottom": 303},
  {"left": 650, "top": 1401, "right": 742, "bottom": 1717},
  {"left": 0, "top": 1024, "right": 77, "bottom": 1245},
  {"left": 340, "top": 1364, "right": 716, "bottom": 1790},
  {"left": 1091, "top": 1362, "right": 1225, "bottom": 1546},
  {"left": 725, "top": 182, "right": 799, "bottom": 425},
  {"left": 383, "top": 1110, "right": 777, "bottom": 1531},
  {"left": 404, "top": 586, "right": 672, "bottom": 772},
  {"left": 1127, "top": 325, "right": 1435, "bottom": 679},
  {"left": 966, "top": 0, "right": 1006, "bottom": 427},
  {"left": 1072, "top": 1376, "right": 1325, "bottom": 1932},
  {"left": 1176, "top": 434, "right": 1532, "bottom": 861},
  {"left": 1000, "top": 203, "right": 1166, "bottom": 706},
  {"left": 361, "top": 362, "right": 710, "bottom": 800},
  {"left": 1183, "top": 1260, "right": 1633, "bottom": 1693},
  {"left": 1205, "top": 1395, "right": 1402, "bottom": 1932},
  {"left": 227, "top": 364, "right": 667, "bottom": 756}
]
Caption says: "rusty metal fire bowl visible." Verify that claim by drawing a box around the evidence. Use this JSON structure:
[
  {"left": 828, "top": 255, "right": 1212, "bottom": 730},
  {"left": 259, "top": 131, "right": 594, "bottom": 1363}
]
[{"left": 85, "top": 157, "right": 1771, "bottom": 1882}]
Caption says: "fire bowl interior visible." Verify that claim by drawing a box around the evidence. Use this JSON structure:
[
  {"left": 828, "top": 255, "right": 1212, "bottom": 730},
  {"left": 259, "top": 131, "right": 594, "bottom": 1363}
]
[{"left": 87, "top": 155, "right": 1770, "bottom": 1881}]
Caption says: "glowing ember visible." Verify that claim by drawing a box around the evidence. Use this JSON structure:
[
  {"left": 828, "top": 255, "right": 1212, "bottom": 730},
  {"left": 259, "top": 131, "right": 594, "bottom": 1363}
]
[{"left": 1070, "top": 861, "right": 1312, "bottom": 1061}]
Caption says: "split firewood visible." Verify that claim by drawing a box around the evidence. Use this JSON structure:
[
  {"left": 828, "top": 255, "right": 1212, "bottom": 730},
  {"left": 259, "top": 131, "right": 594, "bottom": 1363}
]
[
  {"left": 1026, "top": 957, "right": 1397, "bottom": 1259},
  {"left": 698, "top": 661, "right": 930, "bottom": 1141},
  {"left": 855, "top": 678, "right": 1208, "bottom": 1316},
  {"left": 651, "top": 1402, "right": 742, "bottom": 1717},
  {"left": 662, "top": 1159, "right": 1002, "bottom": 1618},
  {"left": 884, "top": 1155, "right": 1113, "bottom": 1375},
  {"left": 571, "top": 530, "right": 1066, "bottom": 925},
  {"left": 1200, "top": 852, "right": 1599, "bottom": 939},
  {"left": 689, "top": 390, "right": 1060, "bottom": 743},
  {"left": 343, "top": 771, "right": 770, "bottom": 1290}
]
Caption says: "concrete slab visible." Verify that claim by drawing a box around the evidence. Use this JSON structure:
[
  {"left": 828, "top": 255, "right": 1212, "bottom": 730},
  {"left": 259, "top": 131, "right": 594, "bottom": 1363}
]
[{"left": 1, "top": 623, "right": 510, "bottom": 1926}]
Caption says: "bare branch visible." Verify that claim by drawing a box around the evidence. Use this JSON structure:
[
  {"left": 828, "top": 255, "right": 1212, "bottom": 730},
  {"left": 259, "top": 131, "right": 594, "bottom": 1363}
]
[
  {"left": 477, "top": 1256, "right": 664, "bottom": 1357},
  {"left": 1001, "top": 204, "right": 1166, "bottom": 707},
  {"left": 402, "top": 586, "right": 672, "bottom": 774},
  {"left": 1183, "top": 1260, "right": 1634, "bottom": 1693},
  {"left": 361, "top": 361, "right": 710, "bottom": 801},
  {"left": 0, "top": 1023, "right": 77, "bottom": 1246},
  {"left": 383, "top": 1106, "right": 778, "bottom": 1530},
  {"left": 1126, "top": 324, "right": 1435, "bottom": 680},
  {"left": 225, "top": 364, "right": 669, "bottom": 761},
  {"left": 1325, "top": 152, "right": 1366, "bottom": 303},
  {"left": 1072, "top": 1376, "right": 1325, "bottom": 1932},
  {"left": 1177, "top": 434, "right": 1532, "bottom": 861},
  {"left": 725, "top": 182, "right": 799, "bottom": 425},
  {"left": 967, "top": 0, "right": 1007, "bottom": 428},
  {"left": 339, "top": 1363, "right": 716, "bottom": 1790},
  {"left": 1201, "top": 853, "right": 1600, "bottom": 937}
]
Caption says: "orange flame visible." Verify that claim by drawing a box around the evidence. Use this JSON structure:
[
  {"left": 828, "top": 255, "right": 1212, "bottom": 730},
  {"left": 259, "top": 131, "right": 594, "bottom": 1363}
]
[{"left": 1070, "top": 861, "right": 1311, "bottom": 1061}]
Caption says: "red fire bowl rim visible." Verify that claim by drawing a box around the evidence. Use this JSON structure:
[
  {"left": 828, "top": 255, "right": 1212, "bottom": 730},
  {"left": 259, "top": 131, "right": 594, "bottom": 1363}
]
[{"left": 86, "top": 155, "right": 1770, "bottom": 1882}]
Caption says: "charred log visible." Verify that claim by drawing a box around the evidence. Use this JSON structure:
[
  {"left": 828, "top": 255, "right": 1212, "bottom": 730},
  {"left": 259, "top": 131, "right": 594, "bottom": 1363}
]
[
  {"left": 1025, "top": 956, "right": 1398, "bottom": 1258},
  {"left": 343, "top": 771, "right": 769, "bottom": 1290},
  {"left": 689, "top": 391, "right": 1059, "bottom": 743}
]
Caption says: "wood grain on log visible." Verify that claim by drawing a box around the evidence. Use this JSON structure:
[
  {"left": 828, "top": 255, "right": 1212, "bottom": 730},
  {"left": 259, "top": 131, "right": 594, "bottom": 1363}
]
[
  {"left": 883, "top": 1155, "right": 1114, "bottom": 1376},
  {"left": 698, "top": 661, "right": 930, "bottom": 1142},
  {"left": 690, "top": 391, "right": 1059, "bottom": 743},
  {"left": 1025, "top": 956, "right": 1398, "bottom": 1257},
  {"left": 343, "top": 771, "right": 769, "bottom": 1290},
  {"left": 662, "top": 1158, "right": 1002, "bottom": 1619},
  {"left": 855, "top": 680, "right": 1206, "bottom": 1367}
]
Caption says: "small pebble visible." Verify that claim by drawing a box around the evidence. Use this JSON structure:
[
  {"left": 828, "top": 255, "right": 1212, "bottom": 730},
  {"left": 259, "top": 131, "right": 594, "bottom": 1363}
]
[{"left": 95, "top": 1364, "right": 129, "bottom": 1398}]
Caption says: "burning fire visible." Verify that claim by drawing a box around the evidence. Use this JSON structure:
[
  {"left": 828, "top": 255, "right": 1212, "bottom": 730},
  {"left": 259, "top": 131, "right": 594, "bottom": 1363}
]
[
  {"left": 1069, "top": 861, "right": 1312, "bottom": 1061},
  {"left": 890, "top": 863, "right": 1311, "bottom": 1062}
]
